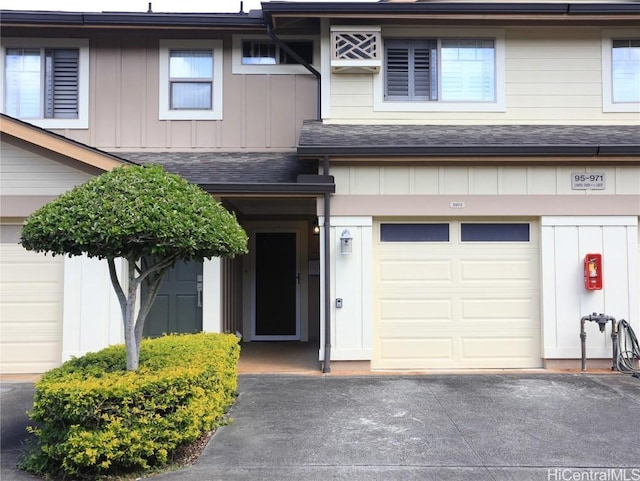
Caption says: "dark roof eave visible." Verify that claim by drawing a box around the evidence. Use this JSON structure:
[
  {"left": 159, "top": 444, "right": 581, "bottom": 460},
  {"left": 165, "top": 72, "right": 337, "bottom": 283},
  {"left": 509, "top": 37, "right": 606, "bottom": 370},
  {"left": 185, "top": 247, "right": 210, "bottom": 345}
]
[
  {"left": 261, "top": 1, "right": 640, "bottom": 16},
  {"left": 198, "top": 183, "right": 335, "bottom": 194},
  {"left": 297, "top": 145, "right": 640, "bottom": 157},
  {"left": 0, "top": 10, "right": 265, "bottom": 28}
]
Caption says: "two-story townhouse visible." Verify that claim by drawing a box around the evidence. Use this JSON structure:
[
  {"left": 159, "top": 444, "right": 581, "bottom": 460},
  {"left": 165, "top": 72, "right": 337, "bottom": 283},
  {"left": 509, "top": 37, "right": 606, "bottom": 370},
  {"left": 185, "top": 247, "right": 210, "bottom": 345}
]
[
  {"left": 0, "top": 7, "right": 330, "bottom": 373},
  {"left": 1, "top": 1, "right": 639, "bottom": 374}
]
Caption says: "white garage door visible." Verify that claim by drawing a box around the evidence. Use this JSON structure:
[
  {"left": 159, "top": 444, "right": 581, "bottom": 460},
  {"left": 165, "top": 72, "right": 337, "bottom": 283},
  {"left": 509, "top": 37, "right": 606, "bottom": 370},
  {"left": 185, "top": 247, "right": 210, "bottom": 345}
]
[
  {"left": 0, "top": 224, "right": 64, "bottom": 374},
  {"left": 373, "top": 220, "right": 541, "bottom": 370}
]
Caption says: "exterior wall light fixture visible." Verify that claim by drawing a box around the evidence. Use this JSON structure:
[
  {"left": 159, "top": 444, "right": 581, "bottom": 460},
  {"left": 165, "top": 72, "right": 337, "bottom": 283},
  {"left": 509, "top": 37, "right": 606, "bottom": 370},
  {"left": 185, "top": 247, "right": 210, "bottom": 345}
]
[{"left": 340, "top": 228, "right": 353, "bottom": 255}]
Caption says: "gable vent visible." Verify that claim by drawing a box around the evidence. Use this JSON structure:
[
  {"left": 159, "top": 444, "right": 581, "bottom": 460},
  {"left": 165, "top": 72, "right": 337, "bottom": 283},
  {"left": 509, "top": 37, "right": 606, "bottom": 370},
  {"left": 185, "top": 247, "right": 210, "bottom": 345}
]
[{"left": 331, "top": 26, "right": 382, "bottom": 73}]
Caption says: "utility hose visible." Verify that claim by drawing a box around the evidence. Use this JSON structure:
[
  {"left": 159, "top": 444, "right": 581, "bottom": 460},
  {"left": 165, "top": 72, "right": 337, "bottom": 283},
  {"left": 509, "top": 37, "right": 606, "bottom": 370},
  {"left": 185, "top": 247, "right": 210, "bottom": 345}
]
[{"left": 615, "top": 319, "right": 640, "bottom": 377}]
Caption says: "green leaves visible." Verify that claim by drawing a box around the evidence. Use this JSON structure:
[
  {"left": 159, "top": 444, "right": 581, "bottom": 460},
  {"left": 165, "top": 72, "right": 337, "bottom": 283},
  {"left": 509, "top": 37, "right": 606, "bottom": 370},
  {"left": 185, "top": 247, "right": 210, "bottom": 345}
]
[
  {"left": 21, "top": 333, "right": 240, "bottom": 478},
  {"left": 20, "top": 165, "right": 248, "bottom": 262}
]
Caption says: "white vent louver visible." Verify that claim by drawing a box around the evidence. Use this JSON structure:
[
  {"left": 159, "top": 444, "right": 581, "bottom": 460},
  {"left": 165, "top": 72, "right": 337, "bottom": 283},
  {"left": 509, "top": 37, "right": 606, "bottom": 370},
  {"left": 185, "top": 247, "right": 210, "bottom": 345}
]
[{"left": 331, "top": 26, "right": 382, "bottom": 73}]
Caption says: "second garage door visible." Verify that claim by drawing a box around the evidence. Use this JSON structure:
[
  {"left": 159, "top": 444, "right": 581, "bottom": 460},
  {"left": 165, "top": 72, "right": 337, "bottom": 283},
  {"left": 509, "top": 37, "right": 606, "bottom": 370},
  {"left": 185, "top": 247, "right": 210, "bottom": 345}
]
[{"left": 373, "top": 219, "right": 541, "bottom": 370}]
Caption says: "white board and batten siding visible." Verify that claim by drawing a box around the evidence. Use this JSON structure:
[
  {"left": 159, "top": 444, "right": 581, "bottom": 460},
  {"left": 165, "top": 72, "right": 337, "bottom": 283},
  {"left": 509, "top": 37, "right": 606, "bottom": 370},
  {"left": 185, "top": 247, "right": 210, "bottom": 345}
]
[
  {"left": 541, "top": 216, "right": 639, "bottom": 360},
  {"left": 373, "top": 219, "right": 541, "bottom": 369}
]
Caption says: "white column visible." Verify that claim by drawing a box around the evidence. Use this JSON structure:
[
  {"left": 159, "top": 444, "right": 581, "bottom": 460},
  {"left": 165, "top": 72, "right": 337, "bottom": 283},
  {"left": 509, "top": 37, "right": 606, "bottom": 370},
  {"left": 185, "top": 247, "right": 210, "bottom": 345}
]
[
  {"left": 202, "top": 257, "right": 221, "bottom": 333},
  {"left": 326, "top": 216, "right": 373, "bottom": 360}
]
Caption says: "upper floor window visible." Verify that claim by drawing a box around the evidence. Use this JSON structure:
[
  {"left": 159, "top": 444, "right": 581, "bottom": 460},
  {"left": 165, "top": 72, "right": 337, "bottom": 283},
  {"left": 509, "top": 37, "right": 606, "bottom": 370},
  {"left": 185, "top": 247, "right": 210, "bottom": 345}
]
[
  {"left": 602, "top": 30, "right": 640, "bottom": 113},
  {"left": 169, "top": 49, "right": 213, "bottom": 110},
  {"left": 232, "top": 35, "right": 318, "bottom": 75},
  {"left": 159, "top": 39, "right": 223, "bottom": 120},
  {"left": 385, "top": 38, "right": 495, "bottom": 102},
  {"left": 0, "top": 38, "right": 89, "bottom": 129},
  {"left": 242, "top": 40, "right": 313, "bottom": 66},
  {"left": 373, "top": 28, "right": 505, "bottom": 112}
]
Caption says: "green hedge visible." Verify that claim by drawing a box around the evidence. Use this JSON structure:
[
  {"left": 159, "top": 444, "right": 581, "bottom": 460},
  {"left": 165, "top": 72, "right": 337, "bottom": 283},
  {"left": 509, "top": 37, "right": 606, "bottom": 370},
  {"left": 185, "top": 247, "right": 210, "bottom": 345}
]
[{"left": 21, "top": 333, "right": 240, "bottom": 479}]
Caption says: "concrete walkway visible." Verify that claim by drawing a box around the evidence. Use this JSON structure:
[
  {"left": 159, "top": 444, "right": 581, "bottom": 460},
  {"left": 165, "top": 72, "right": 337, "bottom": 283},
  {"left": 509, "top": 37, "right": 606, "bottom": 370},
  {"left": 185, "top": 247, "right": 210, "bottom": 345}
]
[{"left": 2, "top": 374, "right": 639, "bottom": 481}]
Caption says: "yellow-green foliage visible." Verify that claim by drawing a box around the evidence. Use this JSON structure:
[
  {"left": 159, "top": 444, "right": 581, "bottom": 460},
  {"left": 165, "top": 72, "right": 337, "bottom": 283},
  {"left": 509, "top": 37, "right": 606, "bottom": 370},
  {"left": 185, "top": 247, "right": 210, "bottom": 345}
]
[{"left": 22, "top": 333, "right": 240, "bottom": 478}]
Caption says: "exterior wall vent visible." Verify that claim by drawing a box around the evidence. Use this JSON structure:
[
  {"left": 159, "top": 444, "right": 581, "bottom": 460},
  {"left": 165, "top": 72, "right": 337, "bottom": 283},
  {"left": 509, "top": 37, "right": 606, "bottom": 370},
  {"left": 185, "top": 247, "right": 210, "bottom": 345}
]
[{"left": 331, "top": 26, "right": 382, "bottom": 73}]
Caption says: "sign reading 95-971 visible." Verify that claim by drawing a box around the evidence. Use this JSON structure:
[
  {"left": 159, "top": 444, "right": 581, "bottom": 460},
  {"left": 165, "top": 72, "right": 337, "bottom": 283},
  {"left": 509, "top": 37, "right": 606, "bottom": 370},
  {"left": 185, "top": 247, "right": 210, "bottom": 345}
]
[{"left": 571, "top": 172, "right": 606, "bottom": 190}]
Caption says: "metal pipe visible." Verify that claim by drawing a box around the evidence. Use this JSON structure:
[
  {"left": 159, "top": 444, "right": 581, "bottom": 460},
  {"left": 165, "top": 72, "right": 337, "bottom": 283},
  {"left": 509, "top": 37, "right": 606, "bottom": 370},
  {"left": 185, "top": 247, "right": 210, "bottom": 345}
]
[
  {"left": 322, "top": 155, "right": 331, "bottom": 373},
  {"left": 581, "top": 315, "right": 588, "bottom": 371},
  {"left": 265, "top": 22, "right": 322, "bottom": 121}
]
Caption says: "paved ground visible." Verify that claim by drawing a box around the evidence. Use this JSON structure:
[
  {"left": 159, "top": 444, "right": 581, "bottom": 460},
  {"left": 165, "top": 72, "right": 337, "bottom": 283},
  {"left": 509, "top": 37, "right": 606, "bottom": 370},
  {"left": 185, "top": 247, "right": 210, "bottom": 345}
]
[{"left": 2, "top": 374, "right": 639, "bottom": 481}]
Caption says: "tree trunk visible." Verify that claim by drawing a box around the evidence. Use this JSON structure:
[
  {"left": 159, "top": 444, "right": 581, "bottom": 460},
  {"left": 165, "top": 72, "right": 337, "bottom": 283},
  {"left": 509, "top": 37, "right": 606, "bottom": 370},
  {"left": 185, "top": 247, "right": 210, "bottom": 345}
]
[
  {"left": 125, "top": 258, "right": 140, "bottom": 371},
  {"left": 108, "top": 255, "right": 181, "bottom": 371}
]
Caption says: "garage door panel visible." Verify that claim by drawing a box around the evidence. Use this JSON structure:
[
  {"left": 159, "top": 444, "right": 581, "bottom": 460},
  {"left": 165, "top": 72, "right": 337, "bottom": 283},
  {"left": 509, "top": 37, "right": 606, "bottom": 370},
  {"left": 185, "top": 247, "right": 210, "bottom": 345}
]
[
  {"left": 460, "top": 259, "right": 534, "bottom": 282},
  {"left": 380, "top": 299, "right": 452, "bottom": 321},
  {"left": 461, "top": 335, "right": 540, "bottom": 360},
  {"left": 374, "top": 219, "right": 541, "bottom": 369},
  {"left": 461, "top": 298, "right": 534, "bottom": 320},
  {"left": 380, "top": 338, "right": 453, "bottom": 360},
  {"left": 379, "top": 260, "right": 452, "bottom": 282},
  {"left": 2, "top": 303, "right": 63, "bottom": 322}
]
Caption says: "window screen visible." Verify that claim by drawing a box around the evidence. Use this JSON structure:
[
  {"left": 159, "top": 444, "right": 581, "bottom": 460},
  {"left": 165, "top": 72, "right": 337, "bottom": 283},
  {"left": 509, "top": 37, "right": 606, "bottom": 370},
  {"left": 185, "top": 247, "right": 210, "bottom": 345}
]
[
  {"left": 380, "top": 223, "right": 449, "bottom": 242},
  {"left": 461, "top": 223, "right": 530, "bottom": 242}
]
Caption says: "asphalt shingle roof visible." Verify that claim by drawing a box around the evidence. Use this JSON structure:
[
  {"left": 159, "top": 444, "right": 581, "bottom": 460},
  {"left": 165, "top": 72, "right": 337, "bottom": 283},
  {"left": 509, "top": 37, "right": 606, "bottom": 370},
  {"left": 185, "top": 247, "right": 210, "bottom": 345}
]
[
  {"left": 117, "top": 151, "right": 318, "bottom": 184},
  {"left": 298, "top": 121, "right": 640, "bottom": 157}
]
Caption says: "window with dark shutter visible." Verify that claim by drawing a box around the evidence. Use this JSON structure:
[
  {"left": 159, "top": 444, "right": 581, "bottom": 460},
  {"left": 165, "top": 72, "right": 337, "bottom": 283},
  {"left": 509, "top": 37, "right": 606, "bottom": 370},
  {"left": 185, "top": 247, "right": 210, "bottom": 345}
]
[
  {"left": 385, "top": 39, "right": 436, "bottom": 101},
  {"left": 45, "top": 49, "right": 79, "bottom": 119},
  {"left": 4, "top": 47, "right": 79, "bottom": 120},
  {"left": 383, "top": 37, "right": 496, "bottom": 103}
]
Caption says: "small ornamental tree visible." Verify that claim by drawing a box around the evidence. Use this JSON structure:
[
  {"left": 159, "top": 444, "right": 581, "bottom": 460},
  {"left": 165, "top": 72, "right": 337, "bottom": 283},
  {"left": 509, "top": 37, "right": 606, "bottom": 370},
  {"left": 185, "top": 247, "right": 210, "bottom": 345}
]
[{"left": 21, "top": 165, "right": 248, "bottom": 371}]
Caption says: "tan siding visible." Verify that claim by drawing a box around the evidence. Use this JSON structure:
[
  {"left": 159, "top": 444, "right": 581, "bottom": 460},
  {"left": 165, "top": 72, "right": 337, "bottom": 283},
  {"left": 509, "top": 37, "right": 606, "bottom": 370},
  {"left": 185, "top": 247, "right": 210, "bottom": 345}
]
[
  {"left": 0, "top": 141, "right": 93, "bottom": 196},
  {"left": 328, "top": 26, "right": 638, "bottom": 125},
  {"left": 43, "top": 31, "right": 316, "bottom": 150},
  {"left": 0, "top": 239, "right": 63, "bottom": 374},
  {"left": 332, "top": 165, "right": 639, "bottom": 196}
]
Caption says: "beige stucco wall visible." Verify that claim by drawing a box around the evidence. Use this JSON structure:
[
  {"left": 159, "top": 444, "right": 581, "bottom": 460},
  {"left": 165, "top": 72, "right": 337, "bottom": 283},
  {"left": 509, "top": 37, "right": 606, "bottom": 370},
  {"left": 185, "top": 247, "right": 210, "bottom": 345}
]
[{"left": 327, "top": 26, "right": 640, "bottom": 124}]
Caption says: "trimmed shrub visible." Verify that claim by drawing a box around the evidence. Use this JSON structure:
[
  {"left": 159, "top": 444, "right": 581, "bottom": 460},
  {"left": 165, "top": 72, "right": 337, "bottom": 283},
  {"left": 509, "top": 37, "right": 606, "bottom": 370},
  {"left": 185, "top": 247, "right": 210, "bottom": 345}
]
[{"left": 21, "top": 333, "right": 240, "bottom": 479}]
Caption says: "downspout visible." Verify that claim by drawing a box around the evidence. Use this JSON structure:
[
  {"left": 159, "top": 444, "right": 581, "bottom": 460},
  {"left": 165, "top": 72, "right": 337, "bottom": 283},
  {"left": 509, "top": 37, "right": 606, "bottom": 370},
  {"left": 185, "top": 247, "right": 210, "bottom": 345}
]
[
  {"left": 322, "top": 155, "right": 331, "bottom": 373},
  {"left": 265, "top": 22, "right": 322, "bottom": 121}
]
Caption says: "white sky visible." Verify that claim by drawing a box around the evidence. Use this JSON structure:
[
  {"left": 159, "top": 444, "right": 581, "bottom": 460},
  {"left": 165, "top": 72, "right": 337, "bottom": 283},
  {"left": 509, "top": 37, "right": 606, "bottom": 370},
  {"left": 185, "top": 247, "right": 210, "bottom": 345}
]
[{"left": 0, "top": 0, "right": 373, "bottom": 13}]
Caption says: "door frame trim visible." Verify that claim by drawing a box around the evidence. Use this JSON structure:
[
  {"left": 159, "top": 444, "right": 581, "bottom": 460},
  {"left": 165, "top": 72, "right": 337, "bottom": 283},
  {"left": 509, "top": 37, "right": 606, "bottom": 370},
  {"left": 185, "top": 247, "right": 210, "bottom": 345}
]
[{"left": 250, "top": 228, "right": 301, "bottom": 341}]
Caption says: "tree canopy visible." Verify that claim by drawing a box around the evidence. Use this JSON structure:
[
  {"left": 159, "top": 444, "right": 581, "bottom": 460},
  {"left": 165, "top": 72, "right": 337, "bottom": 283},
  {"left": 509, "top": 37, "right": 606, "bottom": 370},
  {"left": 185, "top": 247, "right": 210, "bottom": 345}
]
[
  {"left": 21, "top": 164, "right": 248, "bottom": 371},
  {"left": 21, "top": 164, "right": 248, "bottom": 261}
]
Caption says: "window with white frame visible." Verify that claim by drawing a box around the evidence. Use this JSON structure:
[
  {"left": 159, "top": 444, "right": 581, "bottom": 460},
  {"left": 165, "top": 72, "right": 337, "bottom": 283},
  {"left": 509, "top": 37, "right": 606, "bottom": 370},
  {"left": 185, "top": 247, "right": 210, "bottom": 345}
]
[
  {"left": 159, "top": 40, "right": 223, "bottom": 120},
  {"left": 384, "top": 38, "right": 495, "bottom": 102},
  {"left": 232, "top": 35, "right": 317, "bottom": 75},
  {"left": 373, "top": 28, "right": 504, "bottom": 112},
  {"left": 602, "top": 30, "right": 640, "bottom": 112},
  {"left": 1, "top": 38, "right": 89, "bottom": 128}
]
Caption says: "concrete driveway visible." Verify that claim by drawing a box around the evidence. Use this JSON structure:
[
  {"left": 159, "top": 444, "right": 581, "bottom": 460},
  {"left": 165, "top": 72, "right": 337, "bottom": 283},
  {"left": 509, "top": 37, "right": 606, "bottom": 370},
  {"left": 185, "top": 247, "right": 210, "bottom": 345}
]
[{"left": 3, "top": 374, "right": 639, "bottom": 481}]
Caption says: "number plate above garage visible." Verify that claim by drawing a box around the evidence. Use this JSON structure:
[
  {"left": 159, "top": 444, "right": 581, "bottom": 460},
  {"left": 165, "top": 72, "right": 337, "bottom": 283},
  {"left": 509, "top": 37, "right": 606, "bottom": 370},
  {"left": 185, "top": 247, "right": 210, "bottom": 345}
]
[{"left": 571, "top": 173, "right": 606, "bottom": 190}]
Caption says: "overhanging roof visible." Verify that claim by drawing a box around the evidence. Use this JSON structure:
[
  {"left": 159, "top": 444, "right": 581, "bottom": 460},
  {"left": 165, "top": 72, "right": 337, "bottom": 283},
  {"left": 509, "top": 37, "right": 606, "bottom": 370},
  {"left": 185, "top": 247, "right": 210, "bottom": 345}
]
[
  {"left": 0, "top": 113, "right": 133, "bottom": 171},
  {"left": 0, "top": 10, "right": 265, "bottom": 29},
  {"left": 117, "top": 151, "right": 335, "bottom": 195},
  {"left": 297, "top": 121, "right": 640, "bottom": 162},
  {"left": 262, "top": 1, "right": 640, "bottom": 26}
]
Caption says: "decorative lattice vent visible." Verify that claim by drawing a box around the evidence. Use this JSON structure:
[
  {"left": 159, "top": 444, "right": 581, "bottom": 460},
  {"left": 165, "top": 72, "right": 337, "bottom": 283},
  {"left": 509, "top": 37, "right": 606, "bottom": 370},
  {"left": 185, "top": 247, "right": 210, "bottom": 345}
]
[{"left": 331, "top": 26, "right": 382, "bottom": 73}]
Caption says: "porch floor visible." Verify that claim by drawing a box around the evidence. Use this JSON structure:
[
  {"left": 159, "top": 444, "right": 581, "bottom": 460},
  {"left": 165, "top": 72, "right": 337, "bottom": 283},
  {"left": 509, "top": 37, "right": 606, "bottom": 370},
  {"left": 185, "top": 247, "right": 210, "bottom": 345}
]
[{"left": 237, "top": 342, "right": 321, "bottom": 374}]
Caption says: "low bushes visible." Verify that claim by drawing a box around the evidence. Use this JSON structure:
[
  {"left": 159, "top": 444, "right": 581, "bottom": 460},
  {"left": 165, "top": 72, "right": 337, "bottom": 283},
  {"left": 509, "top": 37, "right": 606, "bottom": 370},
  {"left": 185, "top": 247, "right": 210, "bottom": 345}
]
[{"left": 21, "top": 332, "right": 240, "bottom": 479}]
